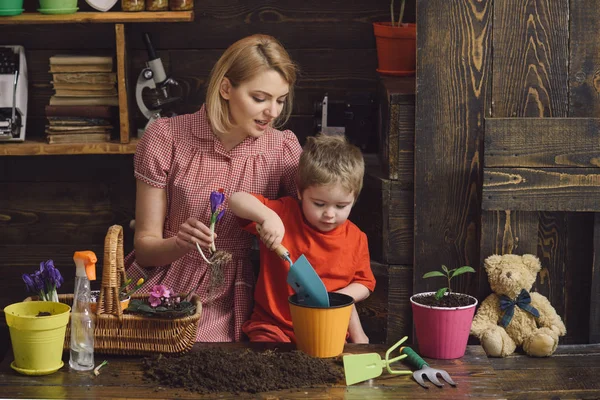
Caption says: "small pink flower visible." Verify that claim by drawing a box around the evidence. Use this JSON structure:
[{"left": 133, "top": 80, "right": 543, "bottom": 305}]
[
  {"left": 150, "top": 284, "right": 171, "bottom": 298},
  {"left": 149, "top": 293, "right": 162, "bottom": 307}
]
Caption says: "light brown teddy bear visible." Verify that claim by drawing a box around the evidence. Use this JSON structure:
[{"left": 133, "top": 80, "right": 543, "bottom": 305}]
[{"left": 470, "top": 254, "right": 566, "bottom": 357}]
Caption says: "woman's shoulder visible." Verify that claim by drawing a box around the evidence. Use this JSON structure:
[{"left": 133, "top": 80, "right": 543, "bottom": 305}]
[
  {"left": 167, "top": 108, "right": 212, "bottom": 141},
  {"left": 255, "top": 126, "right": 300, "bottom": 154}
]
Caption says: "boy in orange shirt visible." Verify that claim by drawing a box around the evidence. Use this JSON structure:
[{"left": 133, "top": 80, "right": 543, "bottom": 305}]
[{"left": 229, "top": 134, "right": 375, "bottom": 343}]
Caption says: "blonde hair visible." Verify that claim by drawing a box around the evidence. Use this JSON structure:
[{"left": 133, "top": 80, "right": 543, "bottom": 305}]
[
  {"left": 298, "top": 134, "right": 365, "bottom": 199},
  {"left": 205, "top": 34, "right": 297, "bottom": 134}
]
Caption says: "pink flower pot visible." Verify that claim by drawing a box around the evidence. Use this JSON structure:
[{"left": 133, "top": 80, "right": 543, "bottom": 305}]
[{"left": 411, "top": 292, "right": 477, "bottom": 359}]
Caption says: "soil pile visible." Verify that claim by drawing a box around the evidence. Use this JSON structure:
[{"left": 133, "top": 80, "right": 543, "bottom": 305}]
[
  {"left": 143, "top": 347, "right": 344, "bottom": 394},
  {"left": 412, "top": 292, "right": 475, "bottom": 307}
]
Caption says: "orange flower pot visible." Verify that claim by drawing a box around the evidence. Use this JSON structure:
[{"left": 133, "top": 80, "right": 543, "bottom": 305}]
[
  {"left": 289, "top": 292, "right": 353, "bottom": 358},
  {"left": 373, "top": 22, "right": 416, "bottom": 76}
]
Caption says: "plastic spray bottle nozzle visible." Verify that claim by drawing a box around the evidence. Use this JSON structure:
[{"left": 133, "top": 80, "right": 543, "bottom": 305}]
[{"left": 73, "top": 251, "right": 97, "bottom": 281}]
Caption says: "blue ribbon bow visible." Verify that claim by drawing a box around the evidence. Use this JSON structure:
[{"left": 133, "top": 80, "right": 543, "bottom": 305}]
[{"left": 499, "top": 289, "right": 540, "bottom": 328}]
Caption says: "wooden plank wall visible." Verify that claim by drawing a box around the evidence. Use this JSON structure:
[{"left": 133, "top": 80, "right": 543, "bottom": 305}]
[
  {"left": 414, "top": 0, "right": 490, "bottom": 297},
  {"left": 0, "top": 0, "right": 417, "bottom": 348},
  {"left": 569, "top": 0, "right": 600, "bottom": 344},
  {"left": 416, "top": 0, "right": 596, "bottom": 344},
  {"left": 481, "top": 0, "right": 593, "bottom": 345}
]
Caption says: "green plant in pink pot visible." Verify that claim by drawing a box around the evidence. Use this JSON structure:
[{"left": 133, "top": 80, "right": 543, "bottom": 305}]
[{"left": 410, "top": 265, "right": 478, "bottom": 359}]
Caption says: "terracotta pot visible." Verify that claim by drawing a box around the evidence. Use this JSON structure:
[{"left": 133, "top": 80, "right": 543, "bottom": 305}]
[
  {"left": 410, "top": 292, "right": 477, "bottom": 359},
  {"left": 373, "top": 22, "right": 416, "bottom": 76}
]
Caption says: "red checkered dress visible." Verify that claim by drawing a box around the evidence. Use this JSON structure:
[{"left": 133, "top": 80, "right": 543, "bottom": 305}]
[{"left": 125, "top": 105, "right": 301, "bottom": 342}]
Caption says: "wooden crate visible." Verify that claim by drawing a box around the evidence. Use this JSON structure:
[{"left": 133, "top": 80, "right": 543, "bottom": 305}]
[
  {"left": 377, "top": 76, "right": 415, "bottom": 182},
  {"left": 356, "top": 261, "right": 413, "bottom": 345},
  {"left": 351, "top": 155, "right": 413, "bottom": 265}
]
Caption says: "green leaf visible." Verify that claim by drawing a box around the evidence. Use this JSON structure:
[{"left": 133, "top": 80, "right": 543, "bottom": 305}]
[
  {"left": 434, "top": 287, "right": 448, "bottom": 300},
  {"left": 450, "top": 266, "right": 476, "bottom": 278},
  {"left": 155, "top": 306, "right": 168, "bottom": 312},
  {"left": 441, "top": 265, "right": 449, "bottom": 274},
  {"left": 138, "top": 304, "right": 155, "bottom": 313},
  {"left": 423, "top": 271, "right": 446, "bottom": 279}
]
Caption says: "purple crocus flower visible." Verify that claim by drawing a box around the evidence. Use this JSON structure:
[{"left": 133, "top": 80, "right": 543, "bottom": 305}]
[
  {"left": 22, "top": 259, "right": 63, "bottom": 301},
  {"left": 209, "top": 189, "right": 225, "bottom": 213},
  {"left": 22, "top": 273, "right": 35, "bottom": 293},
  {"left": 32, "top": 273, "right": 45, "bottom": 293}
]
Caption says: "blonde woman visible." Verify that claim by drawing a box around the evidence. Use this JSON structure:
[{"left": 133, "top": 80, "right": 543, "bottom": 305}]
[{"left": 126, "top": 34, "right": 301, "bottom": 342}]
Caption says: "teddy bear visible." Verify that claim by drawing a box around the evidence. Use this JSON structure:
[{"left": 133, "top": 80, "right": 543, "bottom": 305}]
[{"left": 470, "top": 254, "right": 566, "bottom": 357}]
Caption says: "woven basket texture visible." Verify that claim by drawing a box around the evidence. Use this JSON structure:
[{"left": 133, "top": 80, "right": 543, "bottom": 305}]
[{"left": 27, "top": 224, "right": 202, "bottom": 355}]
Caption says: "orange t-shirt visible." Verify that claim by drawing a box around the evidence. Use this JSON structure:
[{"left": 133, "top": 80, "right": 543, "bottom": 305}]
[{"left": 241, "top": 194, "right": 375, "bottom": 339}]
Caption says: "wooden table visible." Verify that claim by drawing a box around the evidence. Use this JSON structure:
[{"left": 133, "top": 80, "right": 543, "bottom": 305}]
[{"left": 0, "top": 343, "right": 598, "bottom": 399}]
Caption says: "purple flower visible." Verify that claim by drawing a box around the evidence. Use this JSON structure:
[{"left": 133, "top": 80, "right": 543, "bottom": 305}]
[
  {"left": 216, "top": 209, "right": 225, "bottom": 222},
  {"left": 22, "top": 259, "right": 63, "bottom": 301},
  {"left": 42, "top": 260, "right": 63, "bottom": 289},
  {"left": 149, "top": 294, "right": 162, "bottom": 307},
  {"left": 22, "top": 274, "right": 35, "bottom": 293},
  {"left": 150, "top": 284, "right": 171, "bottom": 299},
  {"left": 32, "top": 273, "right": 45, "bottom": 293},
  {"left": 210, "top": 189, "right": 225, "bottom": 213}
]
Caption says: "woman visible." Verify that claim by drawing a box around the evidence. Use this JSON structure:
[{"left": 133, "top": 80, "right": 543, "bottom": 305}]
[{"left": 126, "top": 34, "right": 301, "bottom": 342}]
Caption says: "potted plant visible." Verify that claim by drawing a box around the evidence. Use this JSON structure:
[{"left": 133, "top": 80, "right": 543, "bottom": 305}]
[
  {"left": 373, "top": 0, "right": 416, "bottom": 76},
  {"left": 410, "top": 265, "right": 477, "bottom": 359},
  {"left": 90, "top": 276, "right": 145, "bottom": 313},
  {"left": 4, "top": 260, "right": 70, "bottom": 375},
  {"left": 125, "top": 284, "right": 197, "bottom": 318}
]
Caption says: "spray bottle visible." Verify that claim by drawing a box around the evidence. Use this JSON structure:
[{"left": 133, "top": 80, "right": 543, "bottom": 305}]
[{"left": 69, "top": 251, "right": 97, "bottom": 371}]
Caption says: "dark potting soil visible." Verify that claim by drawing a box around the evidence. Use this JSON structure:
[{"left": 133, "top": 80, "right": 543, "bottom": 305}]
[
  {"left": 413, "top": 292, "right": 476, "bottom": 307},
  {"left": 143, "top": 347, "right": 344, "bottom": 394},
  {"left": 36, "top": 311, "right": 51, "bottom": 317}
]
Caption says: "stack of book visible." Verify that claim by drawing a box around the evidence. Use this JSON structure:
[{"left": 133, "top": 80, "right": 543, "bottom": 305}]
[{"left": 46, "top": 55, "right": 118, "bottom": 144}]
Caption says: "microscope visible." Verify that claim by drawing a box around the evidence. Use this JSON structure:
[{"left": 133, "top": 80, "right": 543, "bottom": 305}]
[
  {"left": 0, "top": 46, "right": 27, "bottom": 142},
  {"left": 135, "top": 33, "right": 180, "bottom": 137}
]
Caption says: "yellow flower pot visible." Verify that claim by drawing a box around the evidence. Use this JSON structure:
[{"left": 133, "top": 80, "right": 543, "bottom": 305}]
[
  {"left": 289, "top": 292, "right": 353, "bottom": 358},
  {"left": 4, "top": 301, "right": 71, "bottom": 375}
]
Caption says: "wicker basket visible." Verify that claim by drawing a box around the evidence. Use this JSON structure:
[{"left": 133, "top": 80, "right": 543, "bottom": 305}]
[{"left": 29, "top": 225, "right": 202, "bottom": 355}]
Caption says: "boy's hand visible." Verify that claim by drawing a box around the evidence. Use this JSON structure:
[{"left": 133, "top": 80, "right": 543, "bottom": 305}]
[{"left": 258, "top": 216, "right": 285, "bottom": 251}]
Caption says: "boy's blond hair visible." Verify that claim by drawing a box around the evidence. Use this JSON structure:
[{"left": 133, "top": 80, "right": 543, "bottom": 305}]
[
  {"left": 297, "top": 134, "right": 365, "bottom": 199},
  {"left": 205, "top": 34, "right": 297, "bottom": 134}
]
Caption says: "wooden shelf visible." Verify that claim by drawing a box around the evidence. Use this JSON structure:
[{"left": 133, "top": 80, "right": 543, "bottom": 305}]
[
  {"left": 0, "top": 11, "right": 191, "bottom": 155},
  {"left": 0, "top": 11, "right": 194, "bottom": 25},
  {"left": 0, "top": 138, "right": 138, "bottom": 156}
]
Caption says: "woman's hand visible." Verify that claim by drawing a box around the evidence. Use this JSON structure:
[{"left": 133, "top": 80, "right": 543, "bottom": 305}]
[
  {"left": 258, "top": 216, "right": 285, "bottom": 250},
  {"left": 175, "top": 217, "right": 216, "bottom": 252}
]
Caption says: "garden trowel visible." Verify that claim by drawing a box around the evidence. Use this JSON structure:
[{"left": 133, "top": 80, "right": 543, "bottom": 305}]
[
  {"left": 256, "top": 224, "right": 330, "bottom": 307},
  {"left": 343, "top": 336, "right": 412, "bottom": 385}
]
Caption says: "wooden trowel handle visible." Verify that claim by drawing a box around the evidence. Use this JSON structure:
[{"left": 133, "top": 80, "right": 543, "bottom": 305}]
[{"left": 256, "top": 224, "right": 291, "bottom": 261}]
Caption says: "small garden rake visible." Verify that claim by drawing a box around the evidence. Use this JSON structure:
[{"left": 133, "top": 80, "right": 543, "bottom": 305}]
[
  {"left": 343, "top": 336, "right": 412, "bottom": 385},
  {"left": 400, "top": 346, "right": 457, "bottom": 388}
]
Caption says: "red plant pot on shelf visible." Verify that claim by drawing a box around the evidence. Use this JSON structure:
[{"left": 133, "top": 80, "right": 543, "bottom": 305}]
[{"left": 373, "top": 22, "right": 416, "bottom": 76}]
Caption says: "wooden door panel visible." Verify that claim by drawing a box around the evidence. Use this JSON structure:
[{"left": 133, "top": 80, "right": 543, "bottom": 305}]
[{"left": 480, "top": 0, "right": 592, "bottom": 344}]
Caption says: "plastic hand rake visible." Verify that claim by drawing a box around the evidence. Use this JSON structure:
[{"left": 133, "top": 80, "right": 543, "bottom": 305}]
[
  {"left": 343, "top": 336, "right": 412, "bottom": 385},
  {"left": 400, "top": 346, "right": 457, "bottom": 388}
]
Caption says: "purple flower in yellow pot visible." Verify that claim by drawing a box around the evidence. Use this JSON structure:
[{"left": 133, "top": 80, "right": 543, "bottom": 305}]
[{"left": 22, "top": 259, "right": 63, "bottom": 301}]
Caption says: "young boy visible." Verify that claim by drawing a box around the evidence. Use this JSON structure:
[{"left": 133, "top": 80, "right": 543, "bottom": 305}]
[{"left": 229, "top": 134, "right": 375, "bottom": 343}]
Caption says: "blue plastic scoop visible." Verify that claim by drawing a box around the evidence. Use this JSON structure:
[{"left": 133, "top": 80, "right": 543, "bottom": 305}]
[
  {"left": 284, "top": 253, "right": 330, "bottom": 307},
  {"left": 256, "top": 224, "right": 330, "bottom": 307}
]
